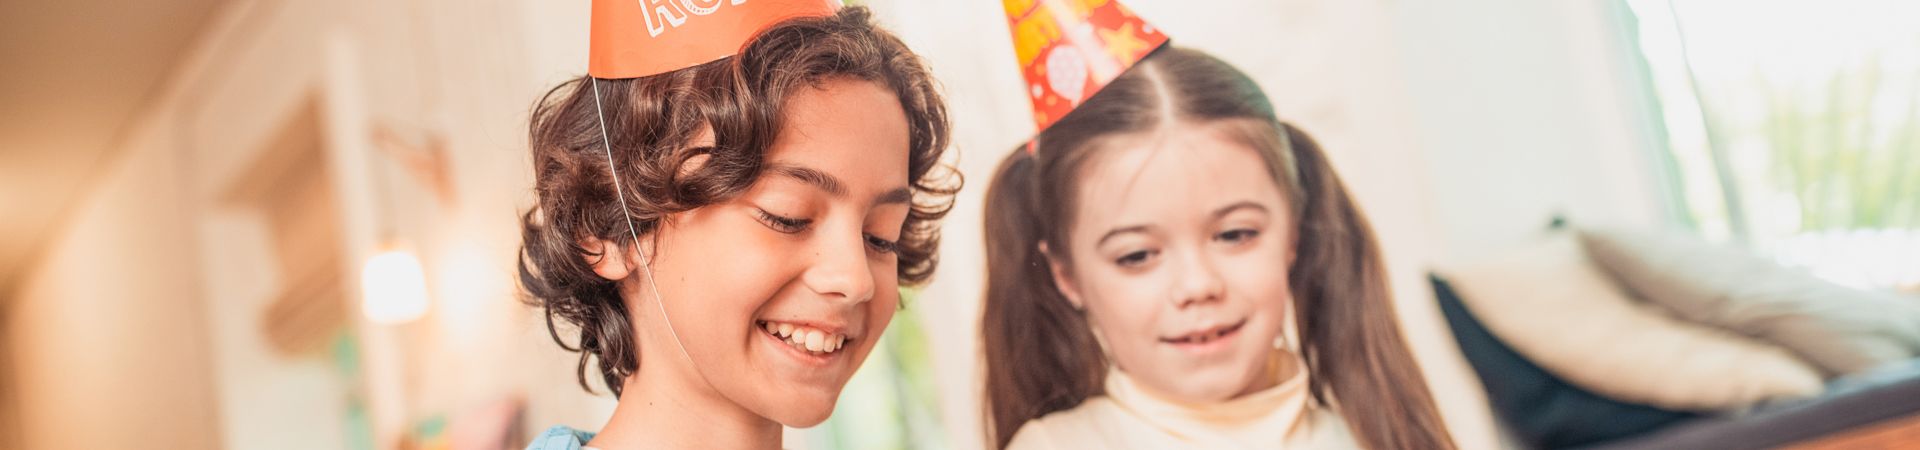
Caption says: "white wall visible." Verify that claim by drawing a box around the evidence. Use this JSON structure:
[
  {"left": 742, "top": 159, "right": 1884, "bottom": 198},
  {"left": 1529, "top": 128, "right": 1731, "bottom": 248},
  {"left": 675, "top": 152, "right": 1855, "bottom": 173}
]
[
  {"left": 5, "top": 95, "right": 219, "bottom": 449},
  {"left": 1396, "top": 0, "right": 1671, "bottom": 264}
]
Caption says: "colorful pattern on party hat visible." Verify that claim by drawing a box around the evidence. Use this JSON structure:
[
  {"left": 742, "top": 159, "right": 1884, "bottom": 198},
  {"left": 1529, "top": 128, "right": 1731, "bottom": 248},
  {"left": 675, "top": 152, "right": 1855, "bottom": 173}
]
[
  {"left": 1004, "top": 0, "right": 1169, "bottom": 131},
  {"left": 590, "top": 0, "right": 839, "bottom": 79}
]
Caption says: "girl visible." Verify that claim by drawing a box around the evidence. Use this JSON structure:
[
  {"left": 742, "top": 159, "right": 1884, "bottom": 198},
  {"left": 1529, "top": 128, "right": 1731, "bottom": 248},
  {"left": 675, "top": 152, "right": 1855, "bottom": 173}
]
[
  {"left": 981, "top": 46, "right": 1455, "bottom": 449},
  {"left": 517, "top": 5, "right": 957, "bottom": 449}
]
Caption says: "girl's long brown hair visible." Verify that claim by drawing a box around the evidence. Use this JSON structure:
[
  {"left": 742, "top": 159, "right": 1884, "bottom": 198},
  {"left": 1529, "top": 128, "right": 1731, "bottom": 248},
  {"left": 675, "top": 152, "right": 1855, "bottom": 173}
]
[{"left": 981, "top": 46, "right": 1454, "bottom": 450}]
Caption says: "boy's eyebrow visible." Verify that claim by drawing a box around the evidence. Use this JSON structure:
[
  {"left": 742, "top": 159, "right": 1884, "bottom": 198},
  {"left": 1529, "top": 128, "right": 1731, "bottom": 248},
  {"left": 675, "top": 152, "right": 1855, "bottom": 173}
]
[
  {"left": 874, "top": 187, "right": 912, "bottom": 206},
  {"left": 768, "top": 162, "right": 913, "bottom": 206},
  {"left": 769, "top": 164, "right": 846, "bottom": 197}
]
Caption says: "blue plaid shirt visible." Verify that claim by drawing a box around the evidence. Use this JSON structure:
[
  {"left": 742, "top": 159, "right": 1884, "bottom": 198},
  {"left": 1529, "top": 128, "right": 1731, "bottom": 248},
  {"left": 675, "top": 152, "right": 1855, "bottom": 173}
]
[{"left": 525, "top": 425, "right": 597, "bottom": 450}]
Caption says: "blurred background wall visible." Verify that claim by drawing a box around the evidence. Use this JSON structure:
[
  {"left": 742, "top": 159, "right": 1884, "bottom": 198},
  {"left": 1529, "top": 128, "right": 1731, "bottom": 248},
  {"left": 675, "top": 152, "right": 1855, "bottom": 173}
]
[{"left": 1, "top": 0, "right": 1911, "bottom": 449}]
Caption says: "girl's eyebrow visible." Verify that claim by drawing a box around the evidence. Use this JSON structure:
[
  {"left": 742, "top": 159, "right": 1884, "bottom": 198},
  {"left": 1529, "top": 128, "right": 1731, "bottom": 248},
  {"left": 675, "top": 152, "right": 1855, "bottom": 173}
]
[
  {"left": 767, "top": 162, "right": 912, "bottom": 206},
  {"left": 1212, "top": 201, "right": 1267, "bottom": 219},
  {"left": 1097, "top": 225, "right": 1152, "bottom": 248},
  {"left": 1095, "top": 201, "right": 1266, "bottom": 247}
]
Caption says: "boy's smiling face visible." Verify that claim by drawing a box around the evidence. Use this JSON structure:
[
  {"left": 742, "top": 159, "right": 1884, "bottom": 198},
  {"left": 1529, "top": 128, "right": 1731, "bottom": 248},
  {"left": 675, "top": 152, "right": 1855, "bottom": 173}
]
[{"left": 595, "top": 77, "right": 910, "bottom": 426}]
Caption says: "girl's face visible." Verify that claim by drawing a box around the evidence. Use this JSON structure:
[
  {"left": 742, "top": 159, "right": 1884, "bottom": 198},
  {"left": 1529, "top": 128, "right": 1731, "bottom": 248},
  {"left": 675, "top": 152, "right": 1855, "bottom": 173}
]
[
  {"left": 1047, "top": 122, "right": 1295, "bottom": 403},
  {"left": 616, "top": 78, "right": 910, "bottom": 426}
]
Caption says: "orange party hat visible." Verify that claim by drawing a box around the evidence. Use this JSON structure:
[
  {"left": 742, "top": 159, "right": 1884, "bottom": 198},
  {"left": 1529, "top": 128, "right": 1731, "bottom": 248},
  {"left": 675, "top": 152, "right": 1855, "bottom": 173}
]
[
  {"left": 1003, "top": 0, "right": 1169, "bottom": 131},
  {"left": 590, "top": 0, "right": 839, "bottom": 79}
]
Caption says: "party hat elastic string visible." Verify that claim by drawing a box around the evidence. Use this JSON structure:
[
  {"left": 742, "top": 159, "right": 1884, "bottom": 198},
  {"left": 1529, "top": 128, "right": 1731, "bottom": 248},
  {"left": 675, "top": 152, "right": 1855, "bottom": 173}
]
[{"left": 589, "top": 77, "right": 707, "bottom": 393}]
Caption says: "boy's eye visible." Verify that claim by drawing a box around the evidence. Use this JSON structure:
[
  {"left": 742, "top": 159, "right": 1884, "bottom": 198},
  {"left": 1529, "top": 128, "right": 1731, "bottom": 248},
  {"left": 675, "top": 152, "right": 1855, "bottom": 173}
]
[
  {"left": 754, "top": 209, "right": 812, "bottom": 234},
  {"left": 865, "top": 233, "right": 899, "bottom": 254},
  {"left": 1115, "top": 249, "right": 1157, "bottom": 267},
  {"left": 1217, "top": 228, "right": 1259, "bottom": 244}
]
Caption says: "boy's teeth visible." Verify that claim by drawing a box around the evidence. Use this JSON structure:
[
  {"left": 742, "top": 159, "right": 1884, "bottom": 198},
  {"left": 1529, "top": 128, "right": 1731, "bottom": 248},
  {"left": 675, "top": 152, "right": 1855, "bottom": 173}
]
[
  {"left": 761, "top": 321, "right": 849, "bottom": 354},
  {"left": 806, "top": 331, "right": 825, "bottom": 351}
]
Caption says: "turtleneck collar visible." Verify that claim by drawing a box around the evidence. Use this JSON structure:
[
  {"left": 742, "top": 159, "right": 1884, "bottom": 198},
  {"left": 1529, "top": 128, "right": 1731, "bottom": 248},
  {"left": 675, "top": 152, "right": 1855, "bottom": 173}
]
[{"left": 1100, "top": 349, "right": 1313, "bottom": 443}]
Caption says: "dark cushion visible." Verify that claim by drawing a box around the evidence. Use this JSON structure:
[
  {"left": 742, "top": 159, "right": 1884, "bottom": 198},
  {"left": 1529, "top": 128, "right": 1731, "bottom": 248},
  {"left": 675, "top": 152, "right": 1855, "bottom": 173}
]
[{"left": 1431, "top": 274, "right": 1697, "bottom": 448}]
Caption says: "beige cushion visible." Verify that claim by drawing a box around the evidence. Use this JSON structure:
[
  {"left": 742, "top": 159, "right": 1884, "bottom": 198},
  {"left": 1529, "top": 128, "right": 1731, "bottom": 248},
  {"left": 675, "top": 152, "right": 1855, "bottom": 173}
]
[
  {"left": 1441, "top": 233, "right": 1824, "bottom": 412},
  {"left": 1579, "top": 227, "right": 1920, "bottom": 376}
]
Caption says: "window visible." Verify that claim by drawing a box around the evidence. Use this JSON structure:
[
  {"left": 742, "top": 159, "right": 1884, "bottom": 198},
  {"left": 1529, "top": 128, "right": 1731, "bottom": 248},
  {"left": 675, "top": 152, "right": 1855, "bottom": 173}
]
[{"left": 1623, "top": 0, "right": 1920, "bottom": 291}]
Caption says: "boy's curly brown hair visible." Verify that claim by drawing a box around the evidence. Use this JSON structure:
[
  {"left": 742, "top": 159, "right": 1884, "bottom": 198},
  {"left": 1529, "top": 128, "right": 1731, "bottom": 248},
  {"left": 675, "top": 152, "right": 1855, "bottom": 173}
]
[{"left": 516, "top": 6, "right": 957, "bottom": 396}]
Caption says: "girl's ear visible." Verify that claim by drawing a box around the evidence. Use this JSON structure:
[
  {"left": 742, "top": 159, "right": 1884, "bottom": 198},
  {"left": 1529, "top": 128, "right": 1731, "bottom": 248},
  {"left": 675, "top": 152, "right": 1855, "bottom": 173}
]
[
  {"left": 1038, "top": 242, "right": 1086, "bottom": 310},
  {"left": 580, "top": 236, "right": 638, "bottom": 281}
]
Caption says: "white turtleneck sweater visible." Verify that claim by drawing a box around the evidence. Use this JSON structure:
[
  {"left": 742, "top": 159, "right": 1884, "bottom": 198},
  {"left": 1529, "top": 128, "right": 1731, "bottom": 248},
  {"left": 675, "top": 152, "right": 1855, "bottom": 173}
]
[{"left": 1004, "top": 354, "right": 1357, "bottom": 449}]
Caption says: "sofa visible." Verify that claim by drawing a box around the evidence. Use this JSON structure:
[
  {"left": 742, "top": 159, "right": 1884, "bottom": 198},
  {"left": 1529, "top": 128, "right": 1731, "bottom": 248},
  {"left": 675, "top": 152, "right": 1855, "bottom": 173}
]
[
  {"left": 1435, "top": 275, "right": 1920, "bottom": 449},
  {"left": 1426, "top": 222, "right": 1920, "bottom": 449}
]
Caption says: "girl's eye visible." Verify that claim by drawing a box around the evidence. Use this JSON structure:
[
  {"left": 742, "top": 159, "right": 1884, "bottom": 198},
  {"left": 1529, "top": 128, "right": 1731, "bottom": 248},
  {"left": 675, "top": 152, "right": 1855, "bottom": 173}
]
[
  {"left": 1115, "top": 249, "right": 1157, "bottom": 268},
  {"left": 865, "top": 233, "right": 900, "bottom": 254},
  {"left": 1217, "top": 228, "right": 1259, "bottom": 244},
  {"left": 755, "top": 209, "right": 812, "bottom": 234}
]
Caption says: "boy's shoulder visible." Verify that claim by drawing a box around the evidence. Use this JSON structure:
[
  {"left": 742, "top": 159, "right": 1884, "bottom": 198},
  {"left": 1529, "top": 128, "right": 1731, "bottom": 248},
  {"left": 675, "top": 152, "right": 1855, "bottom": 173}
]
[{"left": 526, "top": 425, "right": 598, "bottom": 450}]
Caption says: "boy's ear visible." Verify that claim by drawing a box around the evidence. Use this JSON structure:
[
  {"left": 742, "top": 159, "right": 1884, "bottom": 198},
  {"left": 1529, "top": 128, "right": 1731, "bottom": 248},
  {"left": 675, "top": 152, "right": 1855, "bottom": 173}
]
[
  {"left": 678, "top": 154, "right": 710, "bottom": 178},
  {"left": 580, "top": 236, "right": 637, "bottom": 281},
  {"left": 1038, "top": 242, "right": 1086, "bottom": 310},
  {"left": 674, "top": 125, "right": 715, "bottom": 178}
]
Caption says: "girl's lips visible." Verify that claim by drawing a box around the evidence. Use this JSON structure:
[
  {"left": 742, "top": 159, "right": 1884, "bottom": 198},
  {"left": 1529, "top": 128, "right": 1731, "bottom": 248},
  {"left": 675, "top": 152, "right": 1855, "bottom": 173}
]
[{"left": 1161, "top": 319, "right": 1247, "bottom": 354}]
